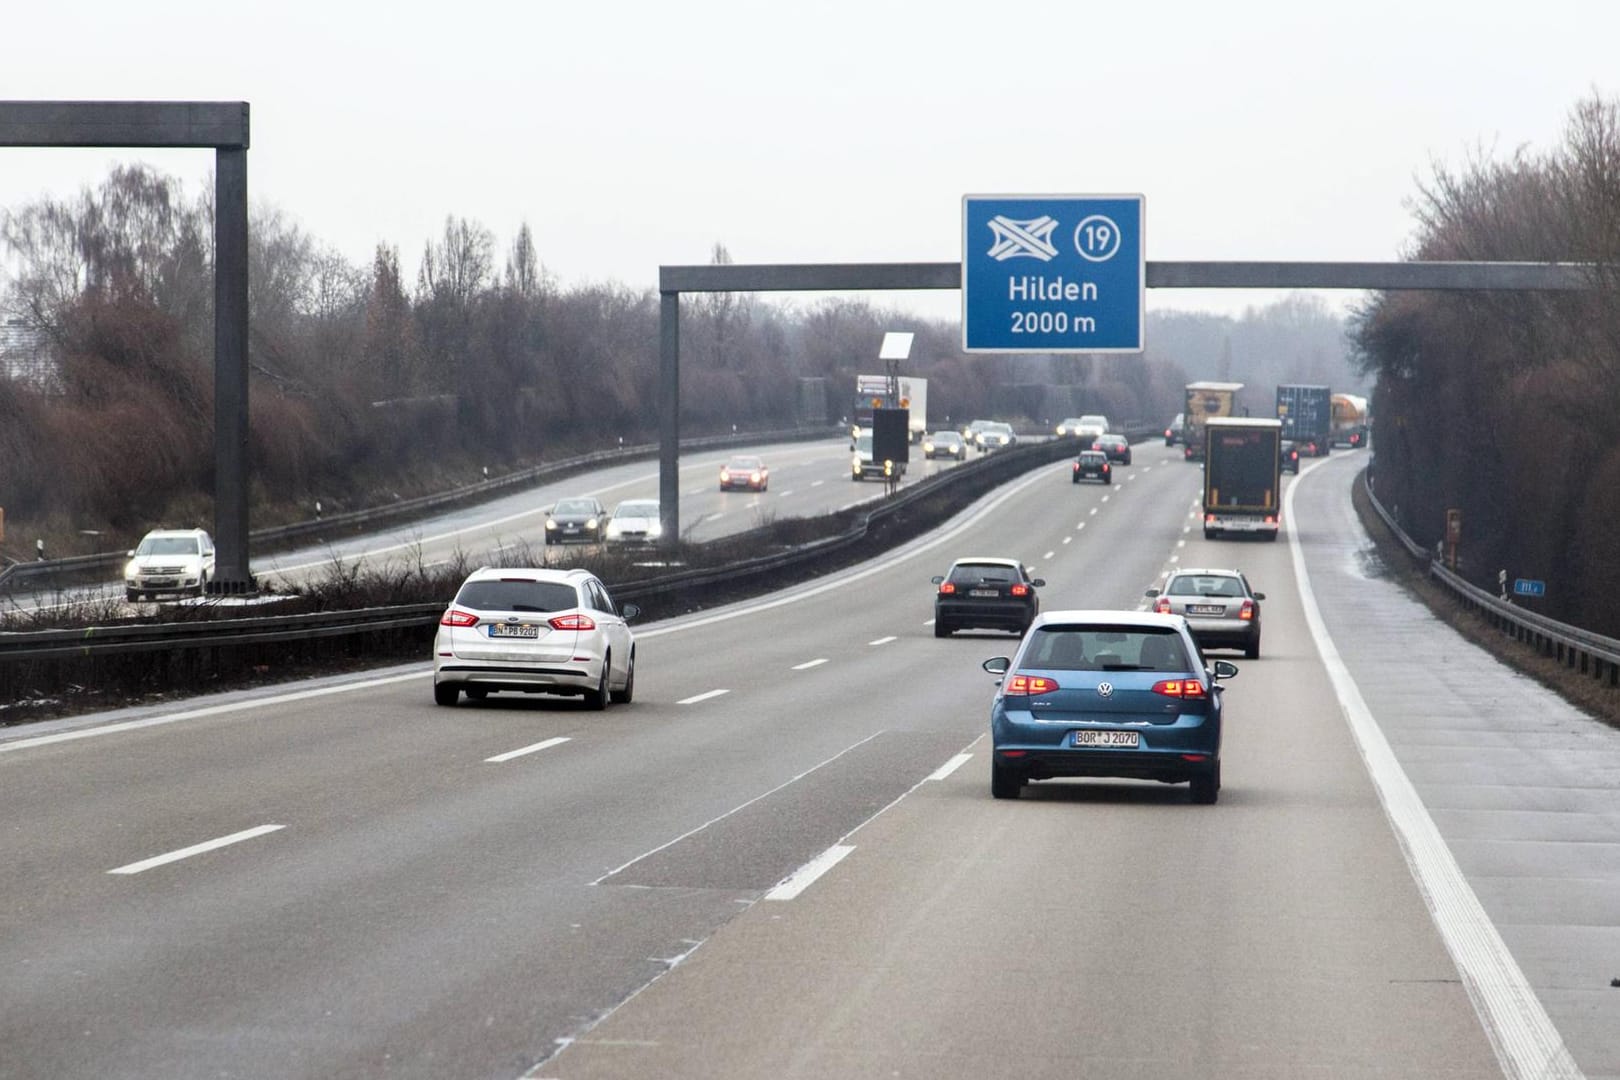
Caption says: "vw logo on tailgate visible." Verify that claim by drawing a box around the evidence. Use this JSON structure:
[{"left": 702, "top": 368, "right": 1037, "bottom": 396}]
[{"left": 1096, "top": 682, "right": 1114, "bottom": 698}]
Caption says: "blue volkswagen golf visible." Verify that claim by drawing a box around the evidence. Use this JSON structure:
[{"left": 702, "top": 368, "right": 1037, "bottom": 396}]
[{"left": 983, "top": 610, "right": 1237, "bottom": 803}]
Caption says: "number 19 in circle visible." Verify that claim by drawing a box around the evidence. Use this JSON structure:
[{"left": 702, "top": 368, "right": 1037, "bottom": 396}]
[{"left": 1074, "top": 215, "right": 1122, "bottom": 262}]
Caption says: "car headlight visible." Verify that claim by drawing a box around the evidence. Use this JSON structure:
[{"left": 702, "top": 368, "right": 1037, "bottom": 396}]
[
  {"left": 125, "top": 561, "right": 139, "bottom": 579},
  {"left": 545, "top": 519, "right": 557, "bottom": 531},
  {"left": 586, "top": 517, "right": 598, "bottom": 529},
  {"left": 647, "top": 522, "right": 662, "bottom": 538},
  {"left": 605, "top": 522, "right": 622, "bottom": 538}
]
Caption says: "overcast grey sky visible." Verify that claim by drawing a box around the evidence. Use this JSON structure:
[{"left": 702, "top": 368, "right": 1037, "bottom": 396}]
[{"left": 2, "top": 0, "right": 1617, "bottom": 320}]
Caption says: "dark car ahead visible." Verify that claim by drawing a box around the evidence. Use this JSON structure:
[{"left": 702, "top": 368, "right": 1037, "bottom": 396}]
[
  {"left": 922, "top": 431, "right": 967, "bottom": 460},
  {"left": 984, "top": 611, "right": 1237, "bottom": 803},
  {"left": 1280, "top": 440, "right": 1301, "bottom": 474},
  {"left": 1094, "top": 433, "right": 1132, "bottom": 465},
  {"left": 1072, "top": 449, "right": 1111, "bottom": 484},
  {"left": 932, "top": 557, "right": 1044, "bottom": 638},
  {"left": 545, "top": 497, "right": 607, "bottom": 545},
  {"left": 1146, "top": 568, "right": 1265, "bottom": 659}
]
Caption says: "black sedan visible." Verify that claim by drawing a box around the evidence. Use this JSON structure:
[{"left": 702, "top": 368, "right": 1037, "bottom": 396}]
[
  {"left": 932, "top": 557, "right": 1044, "bottom": 637},
  {"left": 1094, "top": 433, "right": 1132, "bottom": 464},
  {"left": 1072, "top": 450, "right": 1112, "bottom": 484},
  {"left": 544, "top": 496, "right": 607, "bottom": 545}
]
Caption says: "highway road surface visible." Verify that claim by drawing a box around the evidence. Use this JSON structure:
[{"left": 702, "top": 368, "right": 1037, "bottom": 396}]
[{"left": 1, "top": 443, "right": 1614, "bottom": 1079}]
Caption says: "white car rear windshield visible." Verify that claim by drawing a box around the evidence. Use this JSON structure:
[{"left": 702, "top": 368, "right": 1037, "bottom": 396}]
[{"left": 455, "top": 581, "right": 579, "bottom": 613}]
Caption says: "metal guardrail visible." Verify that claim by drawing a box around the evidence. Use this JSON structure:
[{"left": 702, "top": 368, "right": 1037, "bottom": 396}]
[
  {"left": 0, "top": 432, "right": 1108, "bottom": 668},
  {"left": 1362, "top": 470, "right": 1620, "bottom": 688},
  {"left": 0, "top": 425, "right": 839, "bottom": 594}
]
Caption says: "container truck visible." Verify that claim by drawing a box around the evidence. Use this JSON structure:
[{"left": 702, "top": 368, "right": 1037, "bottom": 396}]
[
  {"left": 1274, "top": 384, "right": 1332, "bottom": 456},
  {"left": 852, "top": 374, "right": 927, "bottom": 443},
  {"left": 1330, "top": 393, "right": 1369, "bottom": 448},
  {"left": 1202, "top": 417, "right": 1282, "bottom": 541},
  {"left": 1182, "top": 381, "right": 1244, "bottom": 461}
]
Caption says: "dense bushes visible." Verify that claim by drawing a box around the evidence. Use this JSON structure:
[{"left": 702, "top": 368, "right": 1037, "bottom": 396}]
[{"left": 1356, "top": 94, "right": 1620, "bottom": 636}]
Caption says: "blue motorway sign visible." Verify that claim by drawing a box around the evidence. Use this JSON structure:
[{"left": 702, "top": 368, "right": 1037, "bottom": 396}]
[
  {"left": 1513, "top": 578, "right": 1546, "bottom": 597},
  {"left": 962, "top": 194, "right": 1144, "bottom": 353}
]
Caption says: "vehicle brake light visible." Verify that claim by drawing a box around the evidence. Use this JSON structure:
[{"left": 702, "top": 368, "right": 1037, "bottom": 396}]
[
  {"left": 1102, "top": 463, "right": 1110, "bottom": 472},
  {"left": 1010, "top": 584, "right": 1029, "bottom": 597},
  {"left": 1152, "top": 679, "right": 1207, "bottom": 699},
  {"left": 1239, "top": 599, "right": 1255, "bottom": 621},
  {"left": 1154, "top": 597, "right": 1171, "bottom": 615},
  {"left": 1004, "top": 674, "right": 1060, "bottom": 695},
  {"left": 1264, "top": 515, "right": 1277, "bottom": 525},
  {"left": 938, "top": 582, "right": 956, "bottom": 595},
  {"left": 1204, "top": 513, "right": 1216, "bottom": 523},
  {"left": 1072, "top": 462, "right": 1080, "bottom": 472},
  {"left": 548, "top": 613, "right": 597, "bottom": 631},
  {"left": 440, "top": 609, "right": 479, "bottom": 627}
]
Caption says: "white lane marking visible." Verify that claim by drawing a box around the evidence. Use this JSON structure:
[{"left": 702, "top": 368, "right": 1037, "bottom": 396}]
[
  {"left": 777, "top": 490, "right": 794, "bottom": 497},
  {"left": 765, "top": 844, "right": 855, "bottom": 901},
  {"left": 791, "top": 658, "right": 828, "bottom": 671},
  {"left": 592, "top": 731, "right": 884, "bottom": 885},
  {"left": 928, "top": 753, "right": 972, "bottom": 781},
  {"left": 1076, "top": 522, "right": 1086, "bottom": 531},
  {"left": 1043, "top": 551, "right": 1055, "bottom": 560},
  {"left": 1177, "top": 539, "right": 1186, "bottom": 548},
  {"left": 1169, "top": 555, "right": 1180, "bottom": 564},
  {"left": 677, "top": 689, "right": 729, "bottom": 705},
  {"left": 109, "top": 824, "right": 284, "bottom": 875},
  {"left": 1089, "top": 507, "right": 1099, "bottom": 516},
  {"left": 1183, "top": 525, "right": 1192, "bottom": 534},
  {"left": 1062, "top": 536, "right": 1072, "bottom": 545},
  {"left": 868, "top": 636, "right": 897, "bottom": 646},
  {"left": 1285, "top": 464, "right": 1582, "bottom": 1080},
  {"left": 810, "top": 479, "right": 825, "bottom": 488},
  {"left": 0, "top": 670, "right": 426, "bottom": 754},
  {"left": 486, "top": 736, "right": 570, "bottom": 764},
  {"left": 1101, "top": 495, "right": 1111, "bottom": 503}
]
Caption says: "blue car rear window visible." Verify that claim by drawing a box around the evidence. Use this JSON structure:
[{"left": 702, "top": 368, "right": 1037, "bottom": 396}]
[{"left": 1023, "top": 627, "right": 1190, "bottom": 671}]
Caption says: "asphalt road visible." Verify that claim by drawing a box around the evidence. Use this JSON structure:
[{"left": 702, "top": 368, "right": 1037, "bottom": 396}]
[{"left": 1, "top": 443, "right": 1614, "bottom": 1079}]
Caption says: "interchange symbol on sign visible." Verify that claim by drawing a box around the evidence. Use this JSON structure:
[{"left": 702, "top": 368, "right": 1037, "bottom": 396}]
[{"left": 986, "top": 215, "right": 1059, "bottom": 261}]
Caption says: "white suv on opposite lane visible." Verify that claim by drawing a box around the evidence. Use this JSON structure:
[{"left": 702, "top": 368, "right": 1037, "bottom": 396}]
[{"left": 125, "top": 528, "right": 215, "bottom": 601}]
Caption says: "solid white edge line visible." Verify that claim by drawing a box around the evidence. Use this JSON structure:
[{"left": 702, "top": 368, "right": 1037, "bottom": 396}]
[
  {"left": 676, "top": 689, "right": 729, "bottom": 705},
  {"left": 791, "top": 658, "right": 829, "bottom": 671},
  {"left": 486, "top": 736, "right": 571, "bottom": 764},
  {"left": 1286, "top": 460, "right": 1582, "bottom": 1080},
  {"left": 590, "top": 731, "right": 884, "bottom": 885},
  {"left": 108, "top": 824, "right": 285, "bottom": 875},
  {"left": 765, "top": 844, "right": 855, "bottom": 901},
  {"left": 928, "top": 753, "right": 973, "bottom": 781}
]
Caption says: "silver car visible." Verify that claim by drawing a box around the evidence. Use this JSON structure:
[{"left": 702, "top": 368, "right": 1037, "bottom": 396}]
[
  {"left": 433, "top": 566, "right": 638, "bottom": 708},
  {"left": 1145, "top": 568, "right": 1264, "bottom": 659}
]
